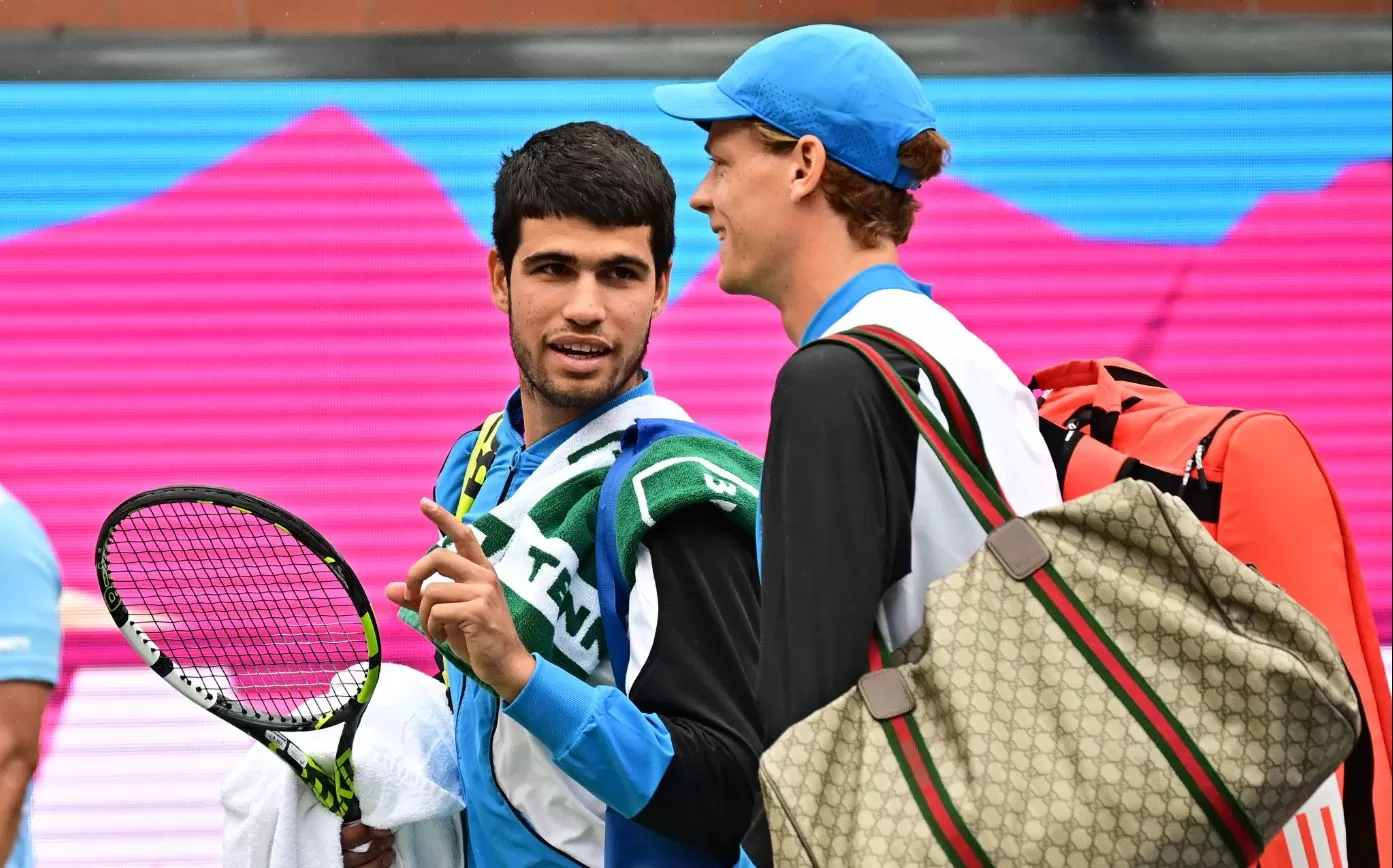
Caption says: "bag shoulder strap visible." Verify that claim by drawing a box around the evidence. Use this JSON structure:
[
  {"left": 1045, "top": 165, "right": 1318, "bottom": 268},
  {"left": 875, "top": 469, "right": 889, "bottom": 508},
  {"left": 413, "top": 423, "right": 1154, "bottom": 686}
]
[
  {"left": 433, "top": 411, "right": 505, "bottom": 693},
  {"left": 820, "top": 329, "right": 1016, "bottom": 866},
  {"left": 454, "top": 411, "right": 505, "bottom": 521},
  {"left": 829, "top": 327, "right": 1011, "bottom": 520},
  {"left": 848, "top": 325, "right": 999, "bottom": 488}
]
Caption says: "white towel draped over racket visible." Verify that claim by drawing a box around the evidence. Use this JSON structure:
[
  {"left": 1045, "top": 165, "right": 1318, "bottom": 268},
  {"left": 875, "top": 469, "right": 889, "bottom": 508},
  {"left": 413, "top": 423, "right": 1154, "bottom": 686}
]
[{"left": 220, "top": 662, "right": 466, "bottom": 868}]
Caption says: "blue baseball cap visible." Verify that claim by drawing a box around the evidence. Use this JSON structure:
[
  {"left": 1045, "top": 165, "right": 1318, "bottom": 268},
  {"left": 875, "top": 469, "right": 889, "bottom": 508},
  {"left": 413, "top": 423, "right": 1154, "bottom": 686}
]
[{"left": 653, "top": 25, "right": 937, "bottom": 190}]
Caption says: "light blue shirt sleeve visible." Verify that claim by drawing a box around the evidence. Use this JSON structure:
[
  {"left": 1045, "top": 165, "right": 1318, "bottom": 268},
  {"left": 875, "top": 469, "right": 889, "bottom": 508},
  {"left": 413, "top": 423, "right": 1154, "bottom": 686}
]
[
  {"left": 502, "top": 654, "right": 673, "bottom": 819},
  {"left": 0, "top": 485, "right": 62, "bottom": 686}
]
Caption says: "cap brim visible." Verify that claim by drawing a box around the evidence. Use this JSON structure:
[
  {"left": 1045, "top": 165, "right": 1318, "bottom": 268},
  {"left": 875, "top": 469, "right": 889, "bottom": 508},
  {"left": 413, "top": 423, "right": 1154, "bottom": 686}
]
[{"left": 653, "top": 82, "right": 751, "bottom": 123}]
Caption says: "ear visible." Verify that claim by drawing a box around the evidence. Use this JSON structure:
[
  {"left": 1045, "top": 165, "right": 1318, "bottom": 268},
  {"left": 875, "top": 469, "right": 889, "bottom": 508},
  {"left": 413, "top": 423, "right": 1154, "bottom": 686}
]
[
  {"left": 788, "top": 135, "right": 828, "bottom": 204},
  {"left": 652, "top": 262, "right": 672, "bottom": 318},
  {"left": 487, "top": 248, "right": 510, "bottom": 314}
]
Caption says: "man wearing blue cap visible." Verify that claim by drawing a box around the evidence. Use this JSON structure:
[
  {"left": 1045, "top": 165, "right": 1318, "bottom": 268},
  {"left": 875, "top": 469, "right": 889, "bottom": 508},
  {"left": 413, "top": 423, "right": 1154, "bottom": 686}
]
[{"left": 655, "top": 25, "right": 1061, "bottom": 863}]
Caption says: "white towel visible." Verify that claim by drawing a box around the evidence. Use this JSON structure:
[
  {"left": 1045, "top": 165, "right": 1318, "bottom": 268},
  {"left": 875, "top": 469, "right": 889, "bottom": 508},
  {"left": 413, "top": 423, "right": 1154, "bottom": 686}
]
[{"left": 220, "top": 662, "right": 466, "bottom": 868}]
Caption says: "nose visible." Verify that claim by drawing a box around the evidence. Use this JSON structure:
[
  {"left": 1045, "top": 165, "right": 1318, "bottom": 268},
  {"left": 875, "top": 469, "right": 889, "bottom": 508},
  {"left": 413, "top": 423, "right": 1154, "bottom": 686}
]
[
  {"left": 561, "top": 274, "right": 605, "bottom": 327},
  {"left": 690, "top": 173, "right": 713, "bottom": 215}
]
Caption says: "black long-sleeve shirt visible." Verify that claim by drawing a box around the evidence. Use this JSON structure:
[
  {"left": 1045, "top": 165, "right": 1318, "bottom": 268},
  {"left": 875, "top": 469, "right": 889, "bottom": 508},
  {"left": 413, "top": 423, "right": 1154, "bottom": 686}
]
[
  {"left": 757, "top": 342, "right": 920, "bottom": 744},
  {"left": 742, "top": 342, "right": 920, "bottom": 868},
  {"left": 628, "top": 505, "right": 764, "bottom": 864}
]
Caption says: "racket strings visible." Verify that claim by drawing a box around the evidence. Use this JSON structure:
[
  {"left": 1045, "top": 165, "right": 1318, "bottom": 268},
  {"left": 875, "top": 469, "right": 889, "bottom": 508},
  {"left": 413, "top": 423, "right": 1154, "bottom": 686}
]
[{"left": 103, "top": 500, "right": 368, "bottom": 722}]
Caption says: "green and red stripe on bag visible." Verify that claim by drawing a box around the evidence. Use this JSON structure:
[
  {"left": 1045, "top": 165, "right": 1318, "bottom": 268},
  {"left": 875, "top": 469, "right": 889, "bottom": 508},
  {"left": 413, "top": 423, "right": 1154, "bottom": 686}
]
[{"left": 757, "top": 326, "right": 1366, "bottom": 868}]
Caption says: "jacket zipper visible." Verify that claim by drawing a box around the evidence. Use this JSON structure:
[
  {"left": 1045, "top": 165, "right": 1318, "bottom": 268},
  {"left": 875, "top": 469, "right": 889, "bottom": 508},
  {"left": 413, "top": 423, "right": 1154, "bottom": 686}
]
[{"left": 499, "top": 452, "right": 522, "bottom": 500}]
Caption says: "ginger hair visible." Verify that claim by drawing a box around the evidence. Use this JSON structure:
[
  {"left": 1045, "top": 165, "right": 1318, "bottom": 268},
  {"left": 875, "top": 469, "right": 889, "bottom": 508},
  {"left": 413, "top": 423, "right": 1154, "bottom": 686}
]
[{"left": 751, "top": 122, "right": 949, "bottom": 247}]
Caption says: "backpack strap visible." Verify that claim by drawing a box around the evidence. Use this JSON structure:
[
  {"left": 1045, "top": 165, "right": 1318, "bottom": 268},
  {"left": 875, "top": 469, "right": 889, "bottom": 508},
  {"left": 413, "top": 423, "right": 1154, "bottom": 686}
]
[
  {"left": 1343, "top": 662, "right": 1379, "bottom": 868},
  {"left": 824, "top": 327, "right": 1269, "bottom": 867},
  {"left": 593, "top": 417, "right": 737, "bottom": 692},
  {"left": 593, "top": 419, "right": 764, "bottom": 868}
]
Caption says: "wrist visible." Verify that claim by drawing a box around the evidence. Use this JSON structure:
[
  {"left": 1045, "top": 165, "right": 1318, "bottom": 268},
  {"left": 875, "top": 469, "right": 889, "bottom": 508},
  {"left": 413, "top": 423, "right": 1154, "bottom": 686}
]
[{"left": 493, "top": 649, "right": 537, "bottom": 703}]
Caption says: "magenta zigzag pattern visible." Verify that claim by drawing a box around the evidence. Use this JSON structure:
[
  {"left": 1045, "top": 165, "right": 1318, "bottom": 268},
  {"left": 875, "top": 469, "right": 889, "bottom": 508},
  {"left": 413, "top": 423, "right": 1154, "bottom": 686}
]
[{"left": 2, "top": 108, "right": 1388, "bottom": 678}]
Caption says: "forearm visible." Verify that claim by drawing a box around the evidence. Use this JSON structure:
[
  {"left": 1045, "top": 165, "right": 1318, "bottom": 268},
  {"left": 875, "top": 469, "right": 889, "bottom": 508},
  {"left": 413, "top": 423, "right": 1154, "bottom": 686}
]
[
  {"left": 0, "top": 682, "right": 51, "bottom": 863},
  {"left": 0, "top": 746, "right": 39, "bottom": 862},
  {"left": 632, "top": 713, "right": 759, "bottom": 861},
  {"left": 0, "top": 492, "right": 62, "bottom": 863}
]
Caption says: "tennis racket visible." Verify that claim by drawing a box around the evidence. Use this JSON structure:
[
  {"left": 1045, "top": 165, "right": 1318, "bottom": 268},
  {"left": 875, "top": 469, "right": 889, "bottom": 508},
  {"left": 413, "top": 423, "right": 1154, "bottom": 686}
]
[{"left": 95, "top": 486, "right": 382, "bottom": 824}]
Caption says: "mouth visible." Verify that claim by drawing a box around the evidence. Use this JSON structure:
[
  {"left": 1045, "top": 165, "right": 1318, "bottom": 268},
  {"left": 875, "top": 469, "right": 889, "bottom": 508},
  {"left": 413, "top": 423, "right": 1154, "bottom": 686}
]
[
  {"left": 547, "top": 337, "right": 613, "bottom": 372},
  {"left": 712, "top": 225, "right": 726, "bottom": 241}
]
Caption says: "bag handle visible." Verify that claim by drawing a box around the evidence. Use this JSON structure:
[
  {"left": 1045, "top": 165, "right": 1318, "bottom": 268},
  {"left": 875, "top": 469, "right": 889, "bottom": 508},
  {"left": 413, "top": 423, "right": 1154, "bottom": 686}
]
[
  {"left": 1029, "top": 358, "right": 1168, "bottom": 393},
  {"left": 1030, "top": 360, "right": 1164, "bottom": 446}
]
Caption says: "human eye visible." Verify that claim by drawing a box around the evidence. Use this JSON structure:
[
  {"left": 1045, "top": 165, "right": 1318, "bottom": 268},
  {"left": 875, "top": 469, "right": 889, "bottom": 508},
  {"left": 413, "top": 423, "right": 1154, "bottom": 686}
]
[{"left": 602, "top": 266, "right": 642, "bottom": 283}]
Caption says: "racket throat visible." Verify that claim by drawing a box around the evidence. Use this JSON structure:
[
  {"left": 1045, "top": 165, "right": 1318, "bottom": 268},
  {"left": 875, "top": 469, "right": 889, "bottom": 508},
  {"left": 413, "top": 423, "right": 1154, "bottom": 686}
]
[{"left": 266, "top": 730, "right": 310, "bottom": 769}]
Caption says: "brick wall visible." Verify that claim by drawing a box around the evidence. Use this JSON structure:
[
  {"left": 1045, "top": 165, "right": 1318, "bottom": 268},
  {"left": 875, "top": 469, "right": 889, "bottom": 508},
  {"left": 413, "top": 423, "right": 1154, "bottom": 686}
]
[{"left": 0, "top": 0, "right": 1385, "bottom": 35}]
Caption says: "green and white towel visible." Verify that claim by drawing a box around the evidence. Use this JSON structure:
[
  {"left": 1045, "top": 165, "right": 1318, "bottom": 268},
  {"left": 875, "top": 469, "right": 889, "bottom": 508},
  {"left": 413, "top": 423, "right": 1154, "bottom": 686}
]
[{"left": 399, "top": 395, "right": 761, "bottom": 685}]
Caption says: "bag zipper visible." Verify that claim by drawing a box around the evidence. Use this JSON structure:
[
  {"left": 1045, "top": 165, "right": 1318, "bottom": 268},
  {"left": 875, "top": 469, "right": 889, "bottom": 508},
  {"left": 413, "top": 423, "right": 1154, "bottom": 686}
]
[{"left": 1181, "top": 410, "right": 1242, "bottom": 493}]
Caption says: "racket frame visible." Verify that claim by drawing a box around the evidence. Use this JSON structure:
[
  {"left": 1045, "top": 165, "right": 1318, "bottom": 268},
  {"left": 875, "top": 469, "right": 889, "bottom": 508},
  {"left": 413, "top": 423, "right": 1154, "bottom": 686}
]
[{"left": 95, "top": 485, "right": 382, "bottom": 822}]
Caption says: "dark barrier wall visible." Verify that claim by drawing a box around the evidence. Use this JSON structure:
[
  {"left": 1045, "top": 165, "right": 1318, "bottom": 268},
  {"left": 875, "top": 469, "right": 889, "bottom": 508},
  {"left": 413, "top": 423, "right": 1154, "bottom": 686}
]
[{"left": 0, "top": 0, "right": 1388, "bottom": 34}]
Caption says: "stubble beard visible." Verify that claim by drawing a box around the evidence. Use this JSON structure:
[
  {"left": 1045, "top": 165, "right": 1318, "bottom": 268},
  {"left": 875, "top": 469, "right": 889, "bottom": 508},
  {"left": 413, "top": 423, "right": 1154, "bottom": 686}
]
[{"left": 509, "top": 308, "right": 651, "bottom": 413}]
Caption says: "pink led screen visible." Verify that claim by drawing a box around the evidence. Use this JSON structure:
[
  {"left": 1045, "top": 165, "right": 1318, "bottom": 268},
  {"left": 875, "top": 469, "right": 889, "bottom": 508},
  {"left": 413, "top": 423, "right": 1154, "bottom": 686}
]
[{"left": 0, "top": 78, "right": 1387, "bottom": 862}]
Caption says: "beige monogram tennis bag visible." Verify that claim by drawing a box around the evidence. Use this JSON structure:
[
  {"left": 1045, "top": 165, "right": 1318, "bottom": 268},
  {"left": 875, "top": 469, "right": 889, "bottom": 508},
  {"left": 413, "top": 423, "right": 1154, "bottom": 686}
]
[{"left": 758, "top": 327, "right": 1364, "bottom": 868}]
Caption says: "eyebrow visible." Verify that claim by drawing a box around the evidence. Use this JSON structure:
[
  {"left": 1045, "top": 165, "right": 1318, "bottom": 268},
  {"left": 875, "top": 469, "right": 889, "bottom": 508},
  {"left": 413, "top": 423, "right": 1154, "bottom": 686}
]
[{"left": 519, "top": 250, "right": 578, "bottom": 270}]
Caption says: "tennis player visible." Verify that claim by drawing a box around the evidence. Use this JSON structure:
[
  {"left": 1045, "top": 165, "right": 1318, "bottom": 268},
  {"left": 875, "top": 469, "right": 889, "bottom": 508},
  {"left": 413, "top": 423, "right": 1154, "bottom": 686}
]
[
  {"left": 0, "top": 484, "right": 61, "bottom": 868},
  {"left": 654, "top": 25, "right": 1063, "bottom": 864},
  {"left": 345, "top": 122, "right": 762, "bottom": 868}
]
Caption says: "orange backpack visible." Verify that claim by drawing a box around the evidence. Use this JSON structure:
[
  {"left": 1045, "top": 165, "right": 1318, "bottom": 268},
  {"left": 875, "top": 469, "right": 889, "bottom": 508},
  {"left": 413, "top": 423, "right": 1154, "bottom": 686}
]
[{"left": 1032, "top": 358, "right": 1391, "bottom": 868}]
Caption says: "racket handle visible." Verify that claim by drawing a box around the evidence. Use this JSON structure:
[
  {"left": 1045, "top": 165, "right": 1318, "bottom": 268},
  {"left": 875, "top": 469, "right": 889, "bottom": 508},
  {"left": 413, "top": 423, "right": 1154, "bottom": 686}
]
[{"left": 343, "top": 821, "right": 374, "bottom": 853}]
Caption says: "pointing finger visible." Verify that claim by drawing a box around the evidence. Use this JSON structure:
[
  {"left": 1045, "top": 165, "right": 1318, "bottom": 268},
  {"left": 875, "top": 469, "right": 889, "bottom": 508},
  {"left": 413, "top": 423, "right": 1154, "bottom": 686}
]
[{"left": 420, "top": 498, "right": 490, "bottom": 568}]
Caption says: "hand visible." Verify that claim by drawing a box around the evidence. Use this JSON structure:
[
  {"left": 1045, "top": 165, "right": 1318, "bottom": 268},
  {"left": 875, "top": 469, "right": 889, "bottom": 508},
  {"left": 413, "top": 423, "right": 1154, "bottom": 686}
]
[
  {"left": 386, "top": 498, "right": 537, "bottom": 702},
  {"left": 341, "top": 822, "right": 394, "bottom": 868}
]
